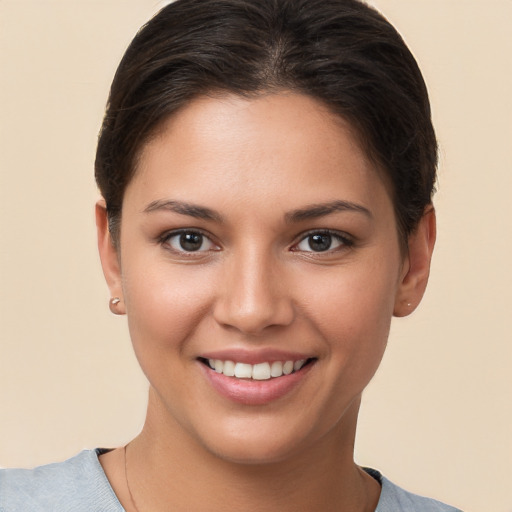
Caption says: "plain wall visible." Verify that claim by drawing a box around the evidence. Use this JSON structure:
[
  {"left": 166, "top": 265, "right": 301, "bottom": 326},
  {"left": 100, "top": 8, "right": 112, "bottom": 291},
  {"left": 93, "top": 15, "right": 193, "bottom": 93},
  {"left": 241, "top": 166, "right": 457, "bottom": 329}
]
[{"left": 1, "top": 1, "right": 511, "bottom": 511}]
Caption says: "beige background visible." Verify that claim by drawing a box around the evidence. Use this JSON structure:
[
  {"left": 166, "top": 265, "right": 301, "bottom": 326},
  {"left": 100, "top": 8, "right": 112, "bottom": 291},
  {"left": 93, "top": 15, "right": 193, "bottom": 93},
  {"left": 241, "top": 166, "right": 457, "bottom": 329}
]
[{"left": 1, "top": 1, "right": 511, "bottom": 510}]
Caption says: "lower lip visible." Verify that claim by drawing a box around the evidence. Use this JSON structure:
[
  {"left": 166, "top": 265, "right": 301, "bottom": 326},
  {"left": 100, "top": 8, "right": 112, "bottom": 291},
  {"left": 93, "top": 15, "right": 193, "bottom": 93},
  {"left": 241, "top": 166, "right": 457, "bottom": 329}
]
[{"left": 200, "top": 362, "right": 314, "bottom": 405}]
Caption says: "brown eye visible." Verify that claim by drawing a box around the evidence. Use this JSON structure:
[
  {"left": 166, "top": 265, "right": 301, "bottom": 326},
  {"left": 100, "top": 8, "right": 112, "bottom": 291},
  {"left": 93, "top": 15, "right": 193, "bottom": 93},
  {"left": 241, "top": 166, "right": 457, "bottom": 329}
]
[
  {"left": 179, "top": 232, "right": 204, "bottom": 251},
  {"left": 294, "top": 231, "right": 352, "bottom": 253},
  {"left": 307, "top": 234, "right": 332, "bottom": 252},
  {"left": 164, "top": 230, "right": 218, "bottom": 252}
]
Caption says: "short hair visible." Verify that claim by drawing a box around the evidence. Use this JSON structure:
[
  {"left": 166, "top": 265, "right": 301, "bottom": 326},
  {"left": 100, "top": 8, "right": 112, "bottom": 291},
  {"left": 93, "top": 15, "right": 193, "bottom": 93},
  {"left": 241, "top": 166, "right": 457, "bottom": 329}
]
[{"left": 95, "top": 0, "right": 437, "bottom": 245}]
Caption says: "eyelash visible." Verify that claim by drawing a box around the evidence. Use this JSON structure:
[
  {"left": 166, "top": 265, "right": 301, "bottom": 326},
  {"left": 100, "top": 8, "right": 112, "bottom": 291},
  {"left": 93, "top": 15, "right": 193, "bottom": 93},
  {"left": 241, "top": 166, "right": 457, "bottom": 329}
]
[
  {"left": 158, "top": 229, "right": 220, "bottom": 255},
  {"left": 158, "top": 228, "right": 354, "bottom": 256},
  {"left": 291, "top": 229, "right": 354, "bottom": 254}
]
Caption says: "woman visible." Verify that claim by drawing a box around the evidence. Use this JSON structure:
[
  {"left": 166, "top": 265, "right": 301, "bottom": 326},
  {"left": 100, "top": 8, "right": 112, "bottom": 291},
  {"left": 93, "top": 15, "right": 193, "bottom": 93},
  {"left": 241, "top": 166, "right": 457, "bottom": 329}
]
[{"left": 0, "top": 0, "right": 462, "bottom": 510}]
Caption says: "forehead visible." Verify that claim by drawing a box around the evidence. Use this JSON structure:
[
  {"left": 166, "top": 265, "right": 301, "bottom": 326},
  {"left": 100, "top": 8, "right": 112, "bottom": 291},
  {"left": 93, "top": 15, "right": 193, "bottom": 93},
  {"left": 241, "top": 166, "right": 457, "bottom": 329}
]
[{"left": 126, "top": 92, "right": 392, "bottom": 216}]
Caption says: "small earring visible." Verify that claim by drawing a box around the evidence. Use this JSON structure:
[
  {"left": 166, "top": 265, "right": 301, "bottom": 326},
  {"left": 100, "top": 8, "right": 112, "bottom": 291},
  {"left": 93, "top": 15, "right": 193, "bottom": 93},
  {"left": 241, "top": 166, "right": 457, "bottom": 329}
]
[
  {"left": 406, "top": 302, "right": 412, "bottom": 307},
  {"left": 109, "top": 296, "right": 124, "bottom": 315}
]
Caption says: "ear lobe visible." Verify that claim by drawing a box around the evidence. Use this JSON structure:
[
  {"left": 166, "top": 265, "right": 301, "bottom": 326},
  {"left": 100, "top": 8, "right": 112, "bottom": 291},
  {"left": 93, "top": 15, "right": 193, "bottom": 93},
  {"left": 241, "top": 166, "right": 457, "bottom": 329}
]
[
  {"left": 393, "top": 206, "right": 436, "bottom": 317},
  {"left": 96, "top": 199, "right": 126, "bottom": 315}
]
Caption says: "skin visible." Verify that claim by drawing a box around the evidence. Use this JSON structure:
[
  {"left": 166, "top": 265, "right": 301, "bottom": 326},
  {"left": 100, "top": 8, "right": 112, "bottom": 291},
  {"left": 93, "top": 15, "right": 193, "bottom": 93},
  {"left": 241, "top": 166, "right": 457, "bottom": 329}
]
[{"left": 97, "top": 92, "right": 436, "bottom": 512}]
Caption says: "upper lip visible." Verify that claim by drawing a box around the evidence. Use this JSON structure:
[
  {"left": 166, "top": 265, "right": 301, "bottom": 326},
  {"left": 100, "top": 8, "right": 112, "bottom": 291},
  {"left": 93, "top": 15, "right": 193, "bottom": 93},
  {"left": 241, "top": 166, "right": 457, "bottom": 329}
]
[{"left": 199, "top": 348, "right": 313, "bottom": 365}]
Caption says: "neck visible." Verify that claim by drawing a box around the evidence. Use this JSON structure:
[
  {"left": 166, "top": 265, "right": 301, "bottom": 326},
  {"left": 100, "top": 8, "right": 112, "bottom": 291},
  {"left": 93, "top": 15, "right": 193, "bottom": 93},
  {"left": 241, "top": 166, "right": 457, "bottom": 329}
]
[{"left": 125, "top": 391, "right": 379, "bottom": 512}]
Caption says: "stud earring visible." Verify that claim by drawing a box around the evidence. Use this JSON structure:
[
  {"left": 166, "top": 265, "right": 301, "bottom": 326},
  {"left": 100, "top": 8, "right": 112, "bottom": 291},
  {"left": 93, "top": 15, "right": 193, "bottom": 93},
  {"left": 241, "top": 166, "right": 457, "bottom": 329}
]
[{"left": 109, "top": 297, "right": 123, "bottom": 314}]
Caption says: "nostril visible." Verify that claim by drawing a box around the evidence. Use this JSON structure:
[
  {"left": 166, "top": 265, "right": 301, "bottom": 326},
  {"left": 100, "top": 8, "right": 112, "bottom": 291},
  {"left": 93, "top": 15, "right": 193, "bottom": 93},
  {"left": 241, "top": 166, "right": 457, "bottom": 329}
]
[{"left": 213, "top": 297, "right": 295, "bottom": 335}]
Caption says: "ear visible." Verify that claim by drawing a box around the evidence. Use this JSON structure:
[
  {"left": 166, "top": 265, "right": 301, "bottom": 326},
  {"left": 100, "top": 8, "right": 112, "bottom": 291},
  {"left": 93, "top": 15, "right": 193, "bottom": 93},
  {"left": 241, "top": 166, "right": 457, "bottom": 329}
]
[
  {"left": 393, "top": 206, "right": 436, "bottom": 317},
  {"left": 96, "top": 199, "right": 126, "bottom": 315}
]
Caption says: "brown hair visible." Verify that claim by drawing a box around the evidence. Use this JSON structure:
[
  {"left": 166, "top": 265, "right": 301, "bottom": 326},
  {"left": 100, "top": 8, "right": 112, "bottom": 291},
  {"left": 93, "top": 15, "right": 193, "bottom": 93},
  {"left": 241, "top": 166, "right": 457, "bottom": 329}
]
[{"left": 95, "top": 0, "right": 437, "bottom": 244}]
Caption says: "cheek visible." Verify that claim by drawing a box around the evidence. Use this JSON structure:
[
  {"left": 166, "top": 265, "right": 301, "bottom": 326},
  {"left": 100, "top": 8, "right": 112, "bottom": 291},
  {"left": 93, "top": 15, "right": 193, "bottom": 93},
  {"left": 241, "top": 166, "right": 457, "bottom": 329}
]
[
  {"left": 297, "top": 254, "right": 400, "bottom": 384},
  {"left": 121, "top": 253, "right": 216, "bottom": 354},
  {"left": 303, "top": 260, "right": 399, "bottom": 334}
]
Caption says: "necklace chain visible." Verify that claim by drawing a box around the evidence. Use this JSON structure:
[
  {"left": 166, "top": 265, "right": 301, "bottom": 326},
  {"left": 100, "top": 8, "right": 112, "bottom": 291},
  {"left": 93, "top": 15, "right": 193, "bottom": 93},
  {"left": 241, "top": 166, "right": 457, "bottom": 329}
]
[
  {"left": 124, "top": 443, "right": 141, "bottom": 512},
  {"left": 124, "top": 442, "right": 374, "bottom": 512}
]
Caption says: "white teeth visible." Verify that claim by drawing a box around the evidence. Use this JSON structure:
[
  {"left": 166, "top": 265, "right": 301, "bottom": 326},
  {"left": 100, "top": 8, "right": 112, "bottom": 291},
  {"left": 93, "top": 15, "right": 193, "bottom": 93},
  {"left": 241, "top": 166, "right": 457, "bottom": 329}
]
[
  {"left": 282, "top": 360, "right": 294, "bottom": 375},
  {"left": 234, "top": 362, "right": 253, "bottom": 378},
  {"left": 223, "top": 360, "right": 235, "bottom": 377},
  {"left": 270, "top": 361, "right": 283, "bottom": 377},
  {"left": 207, "top": 358, "right": 310, "bottom": 379},
  {"left": 294, "top": 359, "right": 306, "bottom": 371},
  {"left": 252, "top": 362, "right": 271, "bottom": 380}
]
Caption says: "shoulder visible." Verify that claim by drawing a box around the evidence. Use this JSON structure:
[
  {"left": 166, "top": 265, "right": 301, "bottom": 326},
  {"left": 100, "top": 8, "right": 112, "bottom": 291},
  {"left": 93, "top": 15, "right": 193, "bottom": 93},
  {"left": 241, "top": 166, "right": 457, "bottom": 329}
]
[
  {"left": 366, "top": 468, "right": 464, "bottom": 512},
  {"left": 0, "top": 449, "right": 123, "bottom": 511}
]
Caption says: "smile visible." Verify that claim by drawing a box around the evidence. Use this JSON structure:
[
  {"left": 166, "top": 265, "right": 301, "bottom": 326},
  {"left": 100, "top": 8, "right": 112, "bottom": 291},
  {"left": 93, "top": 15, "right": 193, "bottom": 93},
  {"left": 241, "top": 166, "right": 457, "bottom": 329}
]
[
  {"left": 206, "top": 359, "right": 310, "bottom": 380},
  {"left": 199, "top": 355, "right": 317, "bottom": 405}
]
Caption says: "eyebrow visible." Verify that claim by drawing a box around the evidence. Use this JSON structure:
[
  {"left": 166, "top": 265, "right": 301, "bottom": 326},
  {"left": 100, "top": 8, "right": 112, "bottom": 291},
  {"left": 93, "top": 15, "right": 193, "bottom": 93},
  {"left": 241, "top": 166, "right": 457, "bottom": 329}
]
[
  {"left": 143, "top": 198, "right": 371, "bottom": 224},
  {"left": 285, "top": 200, "right": 373, "bottom": 223},
  {"left": 143, "top": 199, "right": 223, "bottom": 222}
]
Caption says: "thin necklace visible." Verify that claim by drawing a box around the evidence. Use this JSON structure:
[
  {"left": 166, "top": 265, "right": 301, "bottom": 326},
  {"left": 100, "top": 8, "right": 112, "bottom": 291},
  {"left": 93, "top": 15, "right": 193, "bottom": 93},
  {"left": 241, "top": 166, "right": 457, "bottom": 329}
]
[
  {"left": 124, "top": 443, "right": 141, "bottom": 512},
  {"left": 124, "top": 443, "right": 372, "bottom": 512}
]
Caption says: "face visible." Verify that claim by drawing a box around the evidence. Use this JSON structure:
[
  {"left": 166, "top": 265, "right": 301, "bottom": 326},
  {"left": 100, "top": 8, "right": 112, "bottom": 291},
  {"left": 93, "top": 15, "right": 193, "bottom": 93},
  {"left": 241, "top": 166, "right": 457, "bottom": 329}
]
[{"left": 99, "top": 92, "right": 429, "bottom": 464}]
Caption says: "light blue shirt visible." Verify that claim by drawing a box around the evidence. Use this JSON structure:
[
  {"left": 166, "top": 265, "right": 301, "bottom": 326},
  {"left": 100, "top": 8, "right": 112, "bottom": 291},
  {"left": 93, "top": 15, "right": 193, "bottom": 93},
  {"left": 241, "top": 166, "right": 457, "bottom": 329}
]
[{"left": 0, "top": 450, "right": 463, "bottom": 511}]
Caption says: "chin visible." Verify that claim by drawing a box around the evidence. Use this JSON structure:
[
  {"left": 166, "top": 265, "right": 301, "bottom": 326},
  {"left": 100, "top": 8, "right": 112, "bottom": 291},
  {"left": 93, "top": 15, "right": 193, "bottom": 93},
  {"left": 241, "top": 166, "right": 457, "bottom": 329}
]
[
  {"left": 188, "top": 414, "right": 328, "bottom": 466},
  {"left": 205, "top": 437, "right": 304, "bottom": 466}
]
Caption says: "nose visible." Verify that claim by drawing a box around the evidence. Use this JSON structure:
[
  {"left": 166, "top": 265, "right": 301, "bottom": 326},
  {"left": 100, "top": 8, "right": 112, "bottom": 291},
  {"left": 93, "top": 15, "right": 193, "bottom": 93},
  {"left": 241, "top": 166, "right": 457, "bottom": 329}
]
[{"left": 213, "top": 248, "right": 295, "bottom": 335}]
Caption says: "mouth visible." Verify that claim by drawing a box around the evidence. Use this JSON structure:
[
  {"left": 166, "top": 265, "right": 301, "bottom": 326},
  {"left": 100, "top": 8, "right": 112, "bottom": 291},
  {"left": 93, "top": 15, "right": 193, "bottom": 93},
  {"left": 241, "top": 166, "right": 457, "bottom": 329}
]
[
  {"left": 198, "top": 357, "right": 317, "bottom": 380},
  {"left": 197, "top": 350, "right": 318, "bottom": 405}
]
